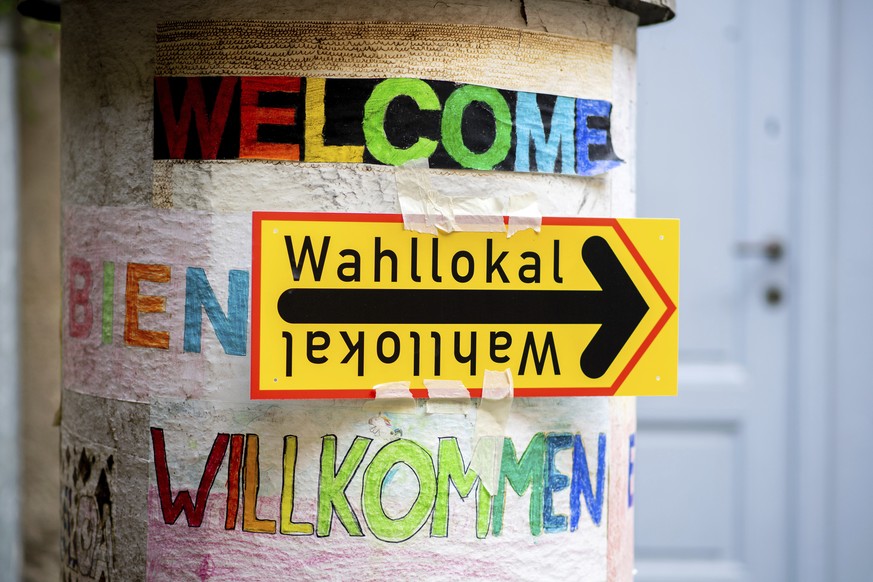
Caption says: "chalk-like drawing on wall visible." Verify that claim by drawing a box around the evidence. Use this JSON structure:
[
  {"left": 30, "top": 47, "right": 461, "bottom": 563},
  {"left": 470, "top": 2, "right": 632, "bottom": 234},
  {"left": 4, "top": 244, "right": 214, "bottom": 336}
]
[{"left": 61, "top": 441, "right": 114, "bottom": 582}]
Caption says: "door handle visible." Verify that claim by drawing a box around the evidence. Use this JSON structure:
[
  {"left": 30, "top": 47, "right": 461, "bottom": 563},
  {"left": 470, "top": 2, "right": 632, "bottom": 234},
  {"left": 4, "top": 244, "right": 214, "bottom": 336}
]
[
  {"left": 735, "top": 239, "right": 784, "bottom": 262},
  {"left": 735, "top": 238, "right": 785, "bottom": 305}
]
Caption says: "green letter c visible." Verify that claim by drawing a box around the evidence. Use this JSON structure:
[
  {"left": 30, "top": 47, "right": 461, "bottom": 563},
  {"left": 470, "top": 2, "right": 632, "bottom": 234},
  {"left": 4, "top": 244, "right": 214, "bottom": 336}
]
[{"left": 363, "top": 78, "right": 441, "bottom": 166}]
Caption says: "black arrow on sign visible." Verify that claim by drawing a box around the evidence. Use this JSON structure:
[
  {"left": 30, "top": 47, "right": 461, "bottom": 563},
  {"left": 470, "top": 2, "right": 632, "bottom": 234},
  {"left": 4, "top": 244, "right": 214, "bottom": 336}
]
[{"left": 276, "top": 235, "right": 649, "bottom": 379}]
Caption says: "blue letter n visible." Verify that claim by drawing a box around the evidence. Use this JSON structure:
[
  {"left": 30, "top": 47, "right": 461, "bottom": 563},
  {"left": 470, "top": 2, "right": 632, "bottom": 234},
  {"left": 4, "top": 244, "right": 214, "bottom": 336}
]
[{"left": 184, "top": 267, "right": 249, "bottom": 356}]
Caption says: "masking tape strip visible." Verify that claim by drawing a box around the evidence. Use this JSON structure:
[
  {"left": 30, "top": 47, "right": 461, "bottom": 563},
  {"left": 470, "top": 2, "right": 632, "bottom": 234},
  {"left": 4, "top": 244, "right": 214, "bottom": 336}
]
[
  {"left": 395, "top": 159, "right": 440, "bottom": 234},
  {"left": 374, "top": 381, "right": 414, "bottom": 400},
  {"left": 507, "top": 191, "right": 543, "bottom": 236},
  {"left": 424, "top": 379, "right": 471, "bottom": 414},
  {"left": 397, "top": 159, "right": 539, "bottom": 236},
  {"left": 470, "top": 369, "right": 514, "bottom": 494},
  {"left": 366, "top": 381, "right": 418, "bottom": 413},
  {"left": 155, "top": 20, "right": 613, "bottom": 100},
  {"left": 424, "top": 379, "right": 471, "bottom": 399},
  {"left": 396, "top": 159, "right": 504, "bottom": 234}
]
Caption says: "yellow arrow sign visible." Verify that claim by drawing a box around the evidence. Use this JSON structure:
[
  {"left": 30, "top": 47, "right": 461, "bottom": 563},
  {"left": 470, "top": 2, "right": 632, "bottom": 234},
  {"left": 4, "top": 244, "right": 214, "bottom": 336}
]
[{"left": 252, "top": 212, "right": 678, "bottom": 398}]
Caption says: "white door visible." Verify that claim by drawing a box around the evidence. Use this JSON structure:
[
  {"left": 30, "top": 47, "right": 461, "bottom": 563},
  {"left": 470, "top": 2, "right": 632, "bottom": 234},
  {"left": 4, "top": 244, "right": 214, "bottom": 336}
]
[{"left": 634, "top": 2, "right": 791, "bottom": 581}]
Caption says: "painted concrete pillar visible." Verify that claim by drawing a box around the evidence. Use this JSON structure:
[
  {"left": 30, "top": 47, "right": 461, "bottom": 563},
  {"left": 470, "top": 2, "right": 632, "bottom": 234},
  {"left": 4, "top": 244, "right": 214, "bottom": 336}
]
[{"left": 60, "top": 1, "right": 674, "bottom": 580}]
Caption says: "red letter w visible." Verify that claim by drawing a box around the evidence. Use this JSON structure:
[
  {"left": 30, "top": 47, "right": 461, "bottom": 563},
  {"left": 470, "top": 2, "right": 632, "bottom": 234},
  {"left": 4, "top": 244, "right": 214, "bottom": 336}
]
[
  {"left": 151, "top": 427, "right": 229, "bottom": 526},
  {"left": 155, "top": 77, "right": 238, "bottom": 159}
]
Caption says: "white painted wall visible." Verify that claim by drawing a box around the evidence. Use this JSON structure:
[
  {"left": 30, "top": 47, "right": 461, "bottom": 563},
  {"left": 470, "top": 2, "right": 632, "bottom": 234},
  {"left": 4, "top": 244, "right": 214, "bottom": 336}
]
[
  {"left": 768, "top": 0, "right": 873, "bottom": 578},
  {"left": 831, "top": 0, "right": 873, "bottom": 579},
  {"left": 792, "top": 0, "right": 836, "bottom": 580}
]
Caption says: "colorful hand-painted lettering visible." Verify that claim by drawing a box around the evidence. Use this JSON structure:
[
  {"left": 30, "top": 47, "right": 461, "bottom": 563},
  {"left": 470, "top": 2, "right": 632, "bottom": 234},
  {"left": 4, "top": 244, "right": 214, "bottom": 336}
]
[
  {"left": 150, "top": 429, "right": 608, "bottom": 541},
  {"left": 154, "top": 77, "right": 623, "bottom": 176}
]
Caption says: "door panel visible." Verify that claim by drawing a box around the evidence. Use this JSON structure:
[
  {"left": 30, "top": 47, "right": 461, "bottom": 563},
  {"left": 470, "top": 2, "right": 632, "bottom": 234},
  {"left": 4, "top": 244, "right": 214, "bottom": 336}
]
[
  {"left": 638, "top": 0, "right": 742, "bottom": 362},
  {"left": 635, "top": 1, "right": 790, "bottom": 581}
]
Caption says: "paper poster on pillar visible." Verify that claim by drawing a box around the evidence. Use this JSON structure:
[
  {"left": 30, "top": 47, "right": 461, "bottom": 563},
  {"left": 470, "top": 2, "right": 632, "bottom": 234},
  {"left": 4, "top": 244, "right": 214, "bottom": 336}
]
[
  {"left": 607, "top": 398, "right": 636, "bottom": 582},
  {"left": 62, "top": 205, "right": 256, "bottom": 403},
  {"left": 153, "top": 75, "right": 623, "bottom": 178},
  {"left": 146, "top": 398, "right": 613, "bottom": 580}
]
